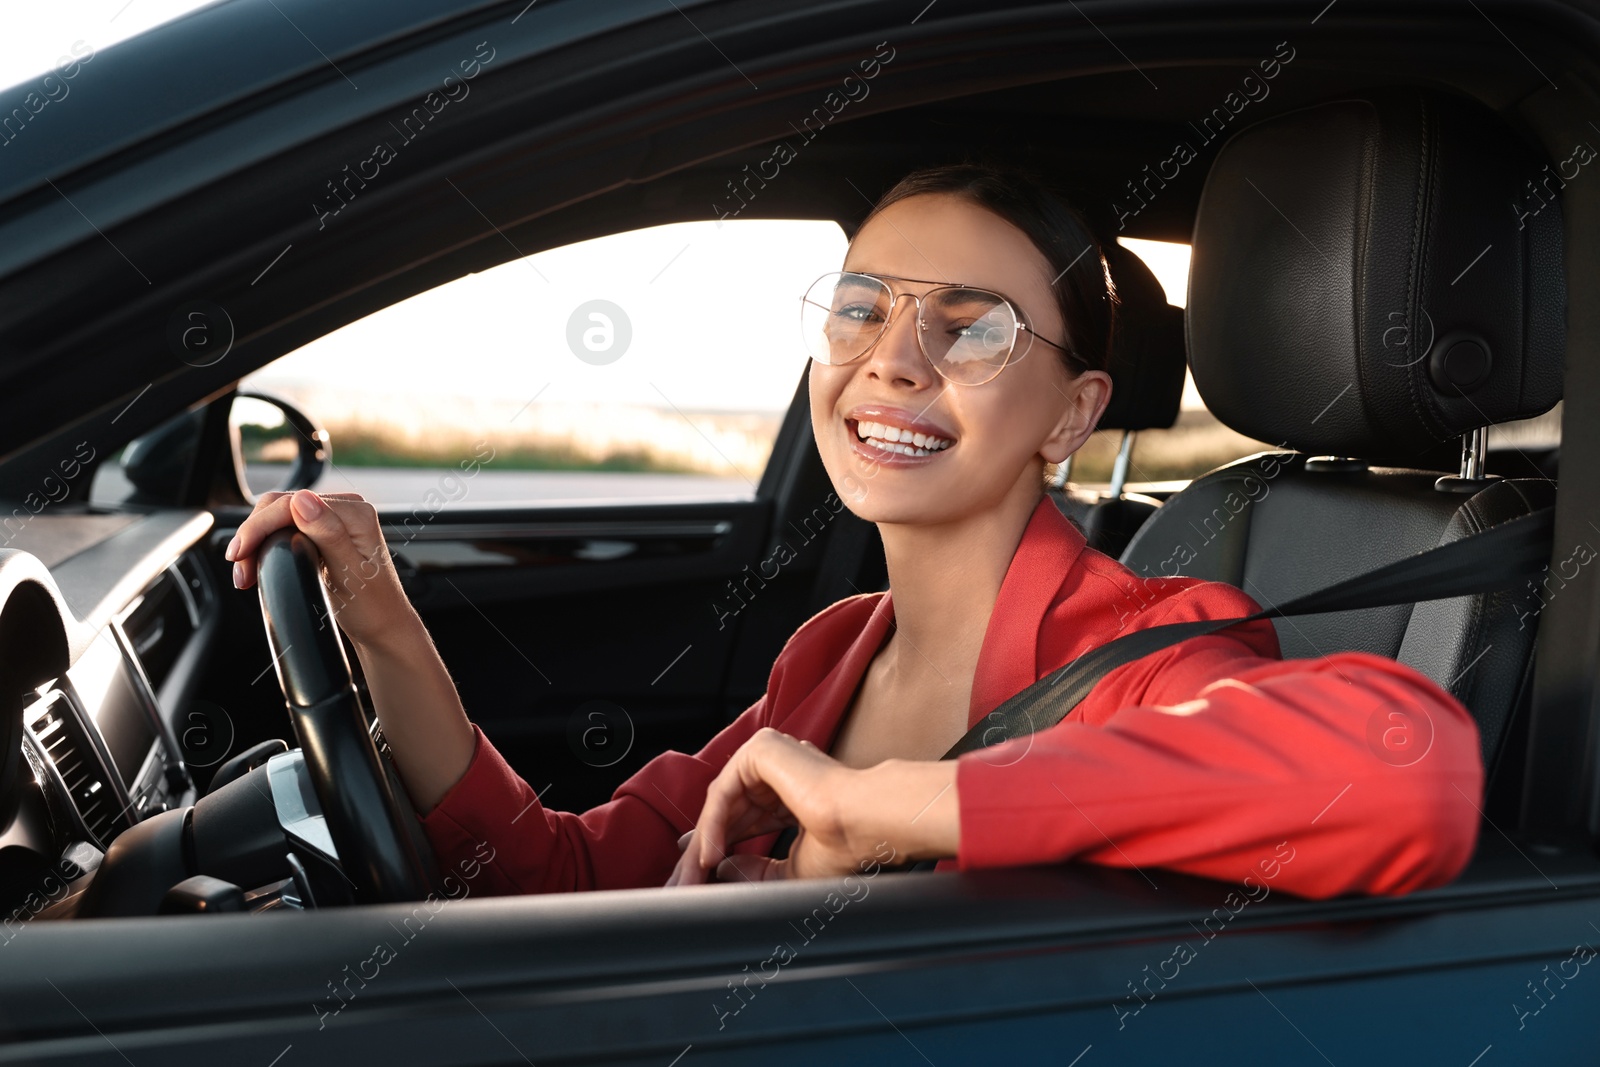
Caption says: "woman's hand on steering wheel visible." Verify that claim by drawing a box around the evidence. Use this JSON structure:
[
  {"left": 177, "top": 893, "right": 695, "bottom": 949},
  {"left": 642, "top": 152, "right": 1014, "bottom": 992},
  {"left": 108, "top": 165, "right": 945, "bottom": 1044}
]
[{"left": 225, "top": 489, "right": 412, "bottom": 654}]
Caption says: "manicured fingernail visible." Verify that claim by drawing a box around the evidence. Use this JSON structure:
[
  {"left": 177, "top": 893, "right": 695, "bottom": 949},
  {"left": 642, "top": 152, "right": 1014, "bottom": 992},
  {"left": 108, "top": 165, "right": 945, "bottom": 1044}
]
[
  {"left": 232, "top": 562, "right": 243, "bottom": 589},
  {"left": 293, "top": 491, "right": 323, "bottom": 517},
  {"left": 224, "top": 534, "right": 239, "bottom": 561}
]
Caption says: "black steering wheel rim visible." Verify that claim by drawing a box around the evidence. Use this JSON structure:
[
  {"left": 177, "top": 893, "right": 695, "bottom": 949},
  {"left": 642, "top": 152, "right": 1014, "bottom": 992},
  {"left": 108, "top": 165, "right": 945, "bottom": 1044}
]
[{"left": 255, "top": 527, "right": 435, "bottom": 903}]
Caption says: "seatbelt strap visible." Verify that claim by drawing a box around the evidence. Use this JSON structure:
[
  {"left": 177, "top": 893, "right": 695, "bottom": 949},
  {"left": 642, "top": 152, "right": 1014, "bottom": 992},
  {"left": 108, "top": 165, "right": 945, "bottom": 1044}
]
[{"left": 939, "top": 504, "right": 1555, "bottom": 759}]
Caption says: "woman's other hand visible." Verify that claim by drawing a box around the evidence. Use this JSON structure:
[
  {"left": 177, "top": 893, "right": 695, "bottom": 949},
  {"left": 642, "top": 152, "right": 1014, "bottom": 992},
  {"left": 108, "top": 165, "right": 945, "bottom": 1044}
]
[
  {"left": 224, "top": 489, "right": 412, "bottom": 654},
  {"left": 665, "top": 728, "right": 961, "bottom": 886}
]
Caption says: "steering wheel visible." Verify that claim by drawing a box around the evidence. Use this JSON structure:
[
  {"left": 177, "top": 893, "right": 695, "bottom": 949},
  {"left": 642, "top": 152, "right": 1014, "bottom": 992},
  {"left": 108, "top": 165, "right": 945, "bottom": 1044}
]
[{"left": 254, "top": 527, "right": 435, "bottom": 903}]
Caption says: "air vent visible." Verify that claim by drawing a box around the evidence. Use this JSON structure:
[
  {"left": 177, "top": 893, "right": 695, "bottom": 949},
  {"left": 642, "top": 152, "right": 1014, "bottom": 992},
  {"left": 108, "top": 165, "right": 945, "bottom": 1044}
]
[
  {"left": 28, "top": 695, "right": 124, "bottom": 846},
  {"left": 119, "top": 565, "right": 197, "bottom": 693}
]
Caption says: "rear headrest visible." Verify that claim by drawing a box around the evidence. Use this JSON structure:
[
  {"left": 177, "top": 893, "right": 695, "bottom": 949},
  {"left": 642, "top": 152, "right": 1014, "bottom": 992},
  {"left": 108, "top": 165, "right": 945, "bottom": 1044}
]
[
  {"left": 1187, "top": 88, "right": 1564, "bottom": 458},
  {"left": 1097, "top": 238, "right": 1186, "bottom": 431}
]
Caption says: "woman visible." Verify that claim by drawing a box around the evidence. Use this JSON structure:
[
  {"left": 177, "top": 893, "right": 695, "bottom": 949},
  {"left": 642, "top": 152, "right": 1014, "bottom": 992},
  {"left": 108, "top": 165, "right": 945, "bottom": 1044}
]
[{"left": 225, "top": 162, "right": 1483, "bottom": 900}]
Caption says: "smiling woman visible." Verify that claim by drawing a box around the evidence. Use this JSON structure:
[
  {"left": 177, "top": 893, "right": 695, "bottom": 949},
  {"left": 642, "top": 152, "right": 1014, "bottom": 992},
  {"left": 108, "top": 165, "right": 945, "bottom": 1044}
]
[{"left": 225, "top": 159, "right": 1485, "bottom": 903}]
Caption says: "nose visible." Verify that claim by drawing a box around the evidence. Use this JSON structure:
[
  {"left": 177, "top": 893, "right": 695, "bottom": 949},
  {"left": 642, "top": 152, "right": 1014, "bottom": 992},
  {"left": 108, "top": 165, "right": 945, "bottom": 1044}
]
[{"left": 861, "top": 291, "right": 936, "bottom": 387}]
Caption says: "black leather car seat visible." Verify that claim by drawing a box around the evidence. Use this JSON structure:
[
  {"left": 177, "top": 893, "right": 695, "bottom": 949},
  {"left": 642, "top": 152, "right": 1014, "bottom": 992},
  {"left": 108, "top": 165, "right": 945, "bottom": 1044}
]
[
  {"left": 1049, "top": 237, "right": 1187, "bottom": 558},
  {"left": 1119, "top": 88, "right": 1564, "bottom": 778}
]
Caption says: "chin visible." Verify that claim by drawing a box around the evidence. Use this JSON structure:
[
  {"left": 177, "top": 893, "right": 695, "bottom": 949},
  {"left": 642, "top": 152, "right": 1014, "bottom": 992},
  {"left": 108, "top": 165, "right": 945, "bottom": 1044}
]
[{"left": 830, "top": 489, "right": 978, "bottom": 529}]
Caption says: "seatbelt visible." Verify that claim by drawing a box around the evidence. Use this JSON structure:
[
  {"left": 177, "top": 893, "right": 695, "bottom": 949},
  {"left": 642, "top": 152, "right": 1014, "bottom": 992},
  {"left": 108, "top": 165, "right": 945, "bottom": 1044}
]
[
  {"left": 940, "top": 504, "right": 1556, "bottom": 759},
  {"left": 768, "top": 505, "right": 1554, "bottom": 865}
]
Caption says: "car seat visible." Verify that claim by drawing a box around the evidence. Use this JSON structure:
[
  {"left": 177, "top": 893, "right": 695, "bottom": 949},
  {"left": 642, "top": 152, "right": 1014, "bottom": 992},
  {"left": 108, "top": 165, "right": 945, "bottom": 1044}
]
[{"left": 1119, "top": 87, "right": 1564, "bottom": 778}]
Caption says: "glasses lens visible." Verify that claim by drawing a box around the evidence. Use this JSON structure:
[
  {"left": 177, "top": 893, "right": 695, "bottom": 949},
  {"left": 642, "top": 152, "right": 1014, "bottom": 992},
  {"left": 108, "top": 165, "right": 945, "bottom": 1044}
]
[
  {"left": 801, "top": 272, "right": 890, "bottom": 365},
  {"left": 921, "top": 288, "right": 1017, "bottom": 384}
]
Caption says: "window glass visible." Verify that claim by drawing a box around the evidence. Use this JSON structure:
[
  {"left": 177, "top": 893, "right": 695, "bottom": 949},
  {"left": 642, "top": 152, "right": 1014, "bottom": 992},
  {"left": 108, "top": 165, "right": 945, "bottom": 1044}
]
[
  {"left": 240, "top": 219, "right": 848, "bottom": 508},
  {"left": 1067, "top": 237, "right": 1271, "bottom": 488},
  {"left": 1488, "top": 400, "right": 1562, "bottom": 450}
]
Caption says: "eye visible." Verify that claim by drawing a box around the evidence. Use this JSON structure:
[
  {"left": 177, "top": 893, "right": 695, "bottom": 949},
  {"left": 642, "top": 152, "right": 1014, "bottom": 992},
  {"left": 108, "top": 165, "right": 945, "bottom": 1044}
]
[
  {"left": 948, "top": 320, "right": 1012, "bottom": 355},
  {"left": 833, "top": 302, "right": 882, "bottom": 323}
]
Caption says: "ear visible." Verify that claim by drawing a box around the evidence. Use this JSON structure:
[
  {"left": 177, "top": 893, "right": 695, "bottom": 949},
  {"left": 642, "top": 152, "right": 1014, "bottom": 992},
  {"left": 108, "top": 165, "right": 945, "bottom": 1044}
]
[{"left": 1039, "top": 369, "right": 1112, "bottom": 464}]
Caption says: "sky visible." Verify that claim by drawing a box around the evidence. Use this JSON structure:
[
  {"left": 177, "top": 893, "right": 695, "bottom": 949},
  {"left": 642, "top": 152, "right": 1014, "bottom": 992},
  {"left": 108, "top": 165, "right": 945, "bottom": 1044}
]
[
  {"left": 247, "top": 218, "right": 850, "bottom": 415},
  {"left": 238, "top": 226, "right": 1196, "bottom": 417},
  {"left": 0, "top": 0, "right": 222, "bottom": 93}
]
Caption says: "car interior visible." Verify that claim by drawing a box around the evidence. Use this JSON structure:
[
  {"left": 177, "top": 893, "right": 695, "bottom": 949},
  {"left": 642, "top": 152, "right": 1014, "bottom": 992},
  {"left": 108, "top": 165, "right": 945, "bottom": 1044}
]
[{"left": 0, "top": 2, "right": 1596, "bottom": 1060}]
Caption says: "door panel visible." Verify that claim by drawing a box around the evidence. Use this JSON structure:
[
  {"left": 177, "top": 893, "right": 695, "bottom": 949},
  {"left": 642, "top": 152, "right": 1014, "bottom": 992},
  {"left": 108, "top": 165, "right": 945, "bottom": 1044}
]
[
  {"left": 4, "top": 844, "right": 1597, "bottom": 1064},
  {"left": 393, "top": 498, "right": 774, "bottom": 811}
]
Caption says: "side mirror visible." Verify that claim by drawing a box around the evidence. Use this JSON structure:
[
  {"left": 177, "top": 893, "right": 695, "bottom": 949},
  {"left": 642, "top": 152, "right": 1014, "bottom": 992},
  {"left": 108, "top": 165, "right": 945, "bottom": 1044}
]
[
  {"left": 119, "top": 408, "right": 205, "bottom": 504},
  {"left": 228, "top": 391, "right": 330, "bottom": 500}
]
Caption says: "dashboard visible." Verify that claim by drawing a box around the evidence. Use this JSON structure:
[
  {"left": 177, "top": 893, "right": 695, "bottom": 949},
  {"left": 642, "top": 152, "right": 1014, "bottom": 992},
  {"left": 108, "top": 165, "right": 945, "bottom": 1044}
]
[{"left": 0, "top": 509, "right": 219, "bottom": 920}]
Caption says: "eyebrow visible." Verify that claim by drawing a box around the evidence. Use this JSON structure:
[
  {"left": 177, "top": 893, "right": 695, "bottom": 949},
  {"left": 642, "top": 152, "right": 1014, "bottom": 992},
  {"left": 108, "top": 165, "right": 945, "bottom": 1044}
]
[
  {"left": 843, "top": 268, "right": 961, "bottom": 287},
  {"left": 843, "top": 270, "right": 1001, "bottom": 304}
]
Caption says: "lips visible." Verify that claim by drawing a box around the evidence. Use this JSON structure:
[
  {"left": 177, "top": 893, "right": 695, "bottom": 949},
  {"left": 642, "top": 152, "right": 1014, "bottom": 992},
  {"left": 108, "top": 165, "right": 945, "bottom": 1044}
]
[{"left": 843, "top": 404, "right": 957, "bottom": 463}]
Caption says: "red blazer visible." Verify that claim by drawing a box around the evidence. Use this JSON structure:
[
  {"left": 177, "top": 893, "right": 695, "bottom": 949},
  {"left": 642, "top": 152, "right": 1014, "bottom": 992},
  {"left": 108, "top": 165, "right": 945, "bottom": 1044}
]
[{"left": 418, "top": 494, "right": 1483, "bottom": 900}]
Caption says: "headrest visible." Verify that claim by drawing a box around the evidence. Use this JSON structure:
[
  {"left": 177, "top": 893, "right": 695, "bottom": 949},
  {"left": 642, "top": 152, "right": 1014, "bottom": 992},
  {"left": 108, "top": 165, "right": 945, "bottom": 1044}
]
[
  {"left": 1096, "top": 238, "right": 1186, "bottom": 431},
  {"left": 1187, "top": 88, "right": 1564, "bottom": 458}
]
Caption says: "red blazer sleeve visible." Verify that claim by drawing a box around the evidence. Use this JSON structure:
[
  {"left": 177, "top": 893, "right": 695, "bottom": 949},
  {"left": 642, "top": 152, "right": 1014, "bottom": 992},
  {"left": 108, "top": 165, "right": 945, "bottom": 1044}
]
[
  {"left": 418, "top": 714, "right": 762, "bottom": 896},
  {"left": 954, "top": 582, "right": 1484, "bottom": 899},
  {"left": 416, "top": 597, "right": 865, "bottom": 895}
]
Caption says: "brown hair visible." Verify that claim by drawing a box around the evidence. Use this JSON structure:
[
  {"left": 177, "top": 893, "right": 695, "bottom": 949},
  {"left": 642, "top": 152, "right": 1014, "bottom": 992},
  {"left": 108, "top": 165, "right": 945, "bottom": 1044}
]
[{"left": 854, "top": 160, "right": 1119, "bottom": 377}]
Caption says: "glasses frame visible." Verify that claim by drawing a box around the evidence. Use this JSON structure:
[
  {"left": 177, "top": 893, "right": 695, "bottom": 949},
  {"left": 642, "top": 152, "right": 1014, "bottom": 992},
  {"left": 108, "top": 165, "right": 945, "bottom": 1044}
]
[{"left": 801, "top": 270, "right": 1086, "bottom": 386}]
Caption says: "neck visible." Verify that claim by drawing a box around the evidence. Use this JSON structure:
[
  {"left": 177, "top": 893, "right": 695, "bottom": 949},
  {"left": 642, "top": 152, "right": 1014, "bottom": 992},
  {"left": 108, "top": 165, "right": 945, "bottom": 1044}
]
[{"left": 876, "top": 473, "right": 1046, "bottom": 689}]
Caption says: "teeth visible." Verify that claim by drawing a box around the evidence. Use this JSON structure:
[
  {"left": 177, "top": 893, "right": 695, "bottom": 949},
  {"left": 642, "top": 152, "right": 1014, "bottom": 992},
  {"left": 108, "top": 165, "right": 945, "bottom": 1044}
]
[{"left": 853, "top": 418, "right": 953, "bottom": 456}]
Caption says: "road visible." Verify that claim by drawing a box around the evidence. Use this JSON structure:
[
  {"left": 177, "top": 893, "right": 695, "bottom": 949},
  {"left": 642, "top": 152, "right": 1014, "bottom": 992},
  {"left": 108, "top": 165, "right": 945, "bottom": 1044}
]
[{"left": 254, "top": 465, "right": 753, "bottom": 507}]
